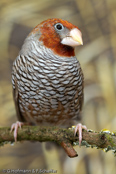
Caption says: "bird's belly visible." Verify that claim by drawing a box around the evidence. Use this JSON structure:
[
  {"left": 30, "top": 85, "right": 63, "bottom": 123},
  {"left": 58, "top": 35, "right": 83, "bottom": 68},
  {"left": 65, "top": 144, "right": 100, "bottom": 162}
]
[
  {"left": 17, "top": 57, "right": 83, "bottom": 126},
  {"left": 19, "top": 87, "right": 80, "bottom": 126}
]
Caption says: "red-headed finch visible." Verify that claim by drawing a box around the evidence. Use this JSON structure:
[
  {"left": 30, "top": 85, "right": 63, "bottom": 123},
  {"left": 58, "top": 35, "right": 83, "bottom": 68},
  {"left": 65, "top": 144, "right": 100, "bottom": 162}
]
[{"left": 11, "top": 18, "right": 87, "bottom": 145}]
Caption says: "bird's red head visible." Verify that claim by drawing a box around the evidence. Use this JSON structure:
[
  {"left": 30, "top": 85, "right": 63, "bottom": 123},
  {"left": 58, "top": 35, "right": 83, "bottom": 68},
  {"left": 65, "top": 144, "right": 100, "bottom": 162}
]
[{"left": 31, "top": 18, "right": 83, "bottom": 57}]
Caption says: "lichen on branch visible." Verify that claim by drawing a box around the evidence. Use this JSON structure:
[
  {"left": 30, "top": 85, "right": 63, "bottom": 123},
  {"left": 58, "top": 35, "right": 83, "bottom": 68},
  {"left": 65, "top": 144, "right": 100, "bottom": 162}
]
[{"left": 0, "top": 126, "right": 116, "bottom": 158}]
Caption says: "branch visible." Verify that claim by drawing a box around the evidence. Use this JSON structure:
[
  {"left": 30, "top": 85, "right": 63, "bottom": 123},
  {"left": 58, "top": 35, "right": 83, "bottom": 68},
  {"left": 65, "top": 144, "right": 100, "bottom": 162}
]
[{"left": 0, "top": 126, "right": 116, "bottom": 158}]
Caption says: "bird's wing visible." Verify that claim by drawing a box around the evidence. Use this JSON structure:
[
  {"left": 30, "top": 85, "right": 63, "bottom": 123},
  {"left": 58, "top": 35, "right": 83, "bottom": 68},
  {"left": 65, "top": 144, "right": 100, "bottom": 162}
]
[
  {"left": 79, "top": 70, "right": 84, "bottom": 111},
  {"left": 79, "top": 90, "right": 84, "bottom": 111},
  {"left": 13, "top": 83, "right": 26, "bottom": 122}
]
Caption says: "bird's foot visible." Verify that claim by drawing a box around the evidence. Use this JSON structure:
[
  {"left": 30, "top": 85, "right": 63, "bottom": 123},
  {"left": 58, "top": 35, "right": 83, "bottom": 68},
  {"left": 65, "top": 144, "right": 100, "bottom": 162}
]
[
  {"left": 10, "top": 121, "right": 24, "bottom": 142},
  {"left": 74, "top": 123, "right": 87, "bottom": 146}
]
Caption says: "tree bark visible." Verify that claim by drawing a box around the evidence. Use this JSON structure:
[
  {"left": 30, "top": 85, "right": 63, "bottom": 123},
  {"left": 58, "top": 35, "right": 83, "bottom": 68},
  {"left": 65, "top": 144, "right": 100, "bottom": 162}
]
[{"left": 0, "top": 126, "right": 116, "bottom": 158}]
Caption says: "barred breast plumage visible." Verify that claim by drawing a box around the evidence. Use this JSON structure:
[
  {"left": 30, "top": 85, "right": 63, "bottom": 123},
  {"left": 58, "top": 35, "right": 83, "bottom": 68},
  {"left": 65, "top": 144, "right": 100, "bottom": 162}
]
[
  {"left": 12, "top": 44, "right": 83, "bottom": 127},
  {"left": 11, "top": 19, "right": 86, "bottom": 144}
]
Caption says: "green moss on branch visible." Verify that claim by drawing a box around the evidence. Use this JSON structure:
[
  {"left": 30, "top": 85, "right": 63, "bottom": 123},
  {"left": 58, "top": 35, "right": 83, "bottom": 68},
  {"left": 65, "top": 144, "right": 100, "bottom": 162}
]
[{"left": 0, "top": 126, "right": 116, "bottom": 158}]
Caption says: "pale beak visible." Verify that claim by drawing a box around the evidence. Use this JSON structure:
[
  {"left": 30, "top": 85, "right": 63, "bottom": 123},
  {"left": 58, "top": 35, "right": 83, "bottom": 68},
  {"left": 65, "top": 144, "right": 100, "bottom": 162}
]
[
  {"left": 61, "top": 28, "right": 83, "bottom": 47},
  {"left": 70, "top": 28, "right": 83, "bottom": 45}
]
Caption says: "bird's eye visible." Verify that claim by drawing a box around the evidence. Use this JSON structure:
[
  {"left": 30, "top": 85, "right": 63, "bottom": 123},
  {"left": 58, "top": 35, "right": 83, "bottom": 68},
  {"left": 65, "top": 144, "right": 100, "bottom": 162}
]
[{"left": 55, "top": 23, "right": 64, "bottom": 31}]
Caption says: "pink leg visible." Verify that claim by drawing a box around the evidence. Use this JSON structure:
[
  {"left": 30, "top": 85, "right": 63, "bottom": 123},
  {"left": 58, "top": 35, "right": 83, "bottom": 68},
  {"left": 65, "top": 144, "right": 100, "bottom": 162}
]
[
  {"left": 74, "top": 123, "right": 87, "bottom": 146},
  {"left": 10, "top": 121, "right": 24, "bottom": 142}
]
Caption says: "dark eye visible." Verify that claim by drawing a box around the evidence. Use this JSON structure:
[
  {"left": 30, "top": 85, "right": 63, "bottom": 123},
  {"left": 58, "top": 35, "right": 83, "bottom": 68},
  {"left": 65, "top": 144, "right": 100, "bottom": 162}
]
[{"left": 55, "top": 23, "right": 64, "bottom": 31}]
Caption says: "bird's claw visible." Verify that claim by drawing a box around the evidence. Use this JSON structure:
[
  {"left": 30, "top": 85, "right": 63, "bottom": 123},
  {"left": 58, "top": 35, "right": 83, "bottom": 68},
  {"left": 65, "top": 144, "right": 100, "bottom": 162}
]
[
  {"left": 10, "top": 121, "right": 24, "bottom": 142},
  {"left": 74, "top": 123, "right": 87, "bottom": 146}
]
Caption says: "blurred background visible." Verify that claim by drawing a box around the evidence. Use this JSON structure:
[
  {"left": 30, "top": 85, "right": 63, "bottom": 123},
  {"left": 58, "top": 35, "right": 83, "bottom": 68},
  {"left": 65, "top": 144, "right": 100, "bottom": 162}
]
[{"left": 0, "top": 0, "right": 116, "bottom": 173}]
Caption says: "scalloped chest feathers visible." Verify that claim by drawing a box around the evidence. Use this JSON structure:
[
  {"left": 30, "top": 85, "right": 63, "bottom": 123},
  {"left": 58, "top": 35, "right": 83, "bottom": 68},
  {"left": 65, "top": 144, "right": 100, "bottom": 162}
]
[{"left": 12, "top": 45, "right": 83, "bottom": 127}]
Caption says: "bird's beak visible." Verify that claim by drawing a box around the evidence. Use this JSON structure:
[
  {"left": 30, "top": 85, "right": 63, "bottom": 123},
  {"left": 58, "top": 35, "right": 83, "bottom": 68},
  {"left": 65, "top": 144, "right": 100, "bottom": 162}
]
[
  {"left": 70, "top": 28, "right": 83, "bottom": 45},
  {"left": 61, "top": 28, "right": 83, "bottom": 47}
]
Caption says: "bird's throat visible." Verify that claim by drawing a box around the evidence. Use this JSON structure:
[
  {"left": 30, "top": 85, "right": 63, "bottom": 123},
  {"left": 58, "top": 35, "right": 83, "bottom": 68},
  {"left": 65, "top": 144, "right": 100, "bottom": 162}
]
[{"left": 51, "top": 44, "right": 75, "bottom": 57}]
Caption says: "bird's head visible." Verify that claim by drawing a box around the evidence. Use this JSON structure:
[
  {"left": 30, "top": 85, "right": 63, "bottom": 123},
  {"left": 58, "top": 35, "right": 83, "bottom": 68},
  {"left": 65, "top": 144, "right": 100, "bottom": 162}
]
[{"left": 31, "top": 18, "right": 83, "bottom": 57}]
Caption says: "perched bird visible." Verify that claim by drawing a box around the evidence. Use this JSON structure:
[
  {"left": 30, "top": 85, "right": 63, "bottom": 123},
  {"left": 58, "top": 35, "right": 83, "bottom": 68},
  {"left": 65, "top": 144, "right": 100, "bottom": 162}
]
[{"left": 11, "top": 18, "right": 87, "bottom": 145}]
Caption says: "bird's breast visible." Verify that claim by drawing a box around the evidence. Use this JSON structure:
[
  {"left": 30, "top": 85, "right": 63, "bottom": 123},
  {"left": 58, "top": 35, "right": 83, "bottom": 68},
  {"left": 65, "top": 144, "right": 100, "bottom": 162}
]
[{"left": 12, "top": 53, "right": 83, "bottom": 126}]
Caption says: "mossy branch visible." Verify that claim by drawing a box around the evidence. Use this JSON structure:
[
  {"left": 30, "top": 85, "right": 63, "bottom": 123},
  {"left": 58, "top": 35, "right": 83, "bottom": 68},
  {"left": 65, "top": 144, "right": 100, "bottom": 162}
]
[{"left": 0, "top": 126, "right": 116, "bottom": 158}]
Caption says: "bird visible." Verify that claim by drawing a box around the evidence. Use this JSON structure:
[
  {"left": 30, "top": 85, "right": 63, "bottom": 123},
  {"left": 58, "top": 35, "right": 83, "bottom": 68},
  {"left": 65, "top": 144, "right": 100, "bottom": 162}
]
[{"left": 11, "top": 18, "right": 87, "bottom": 146}]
